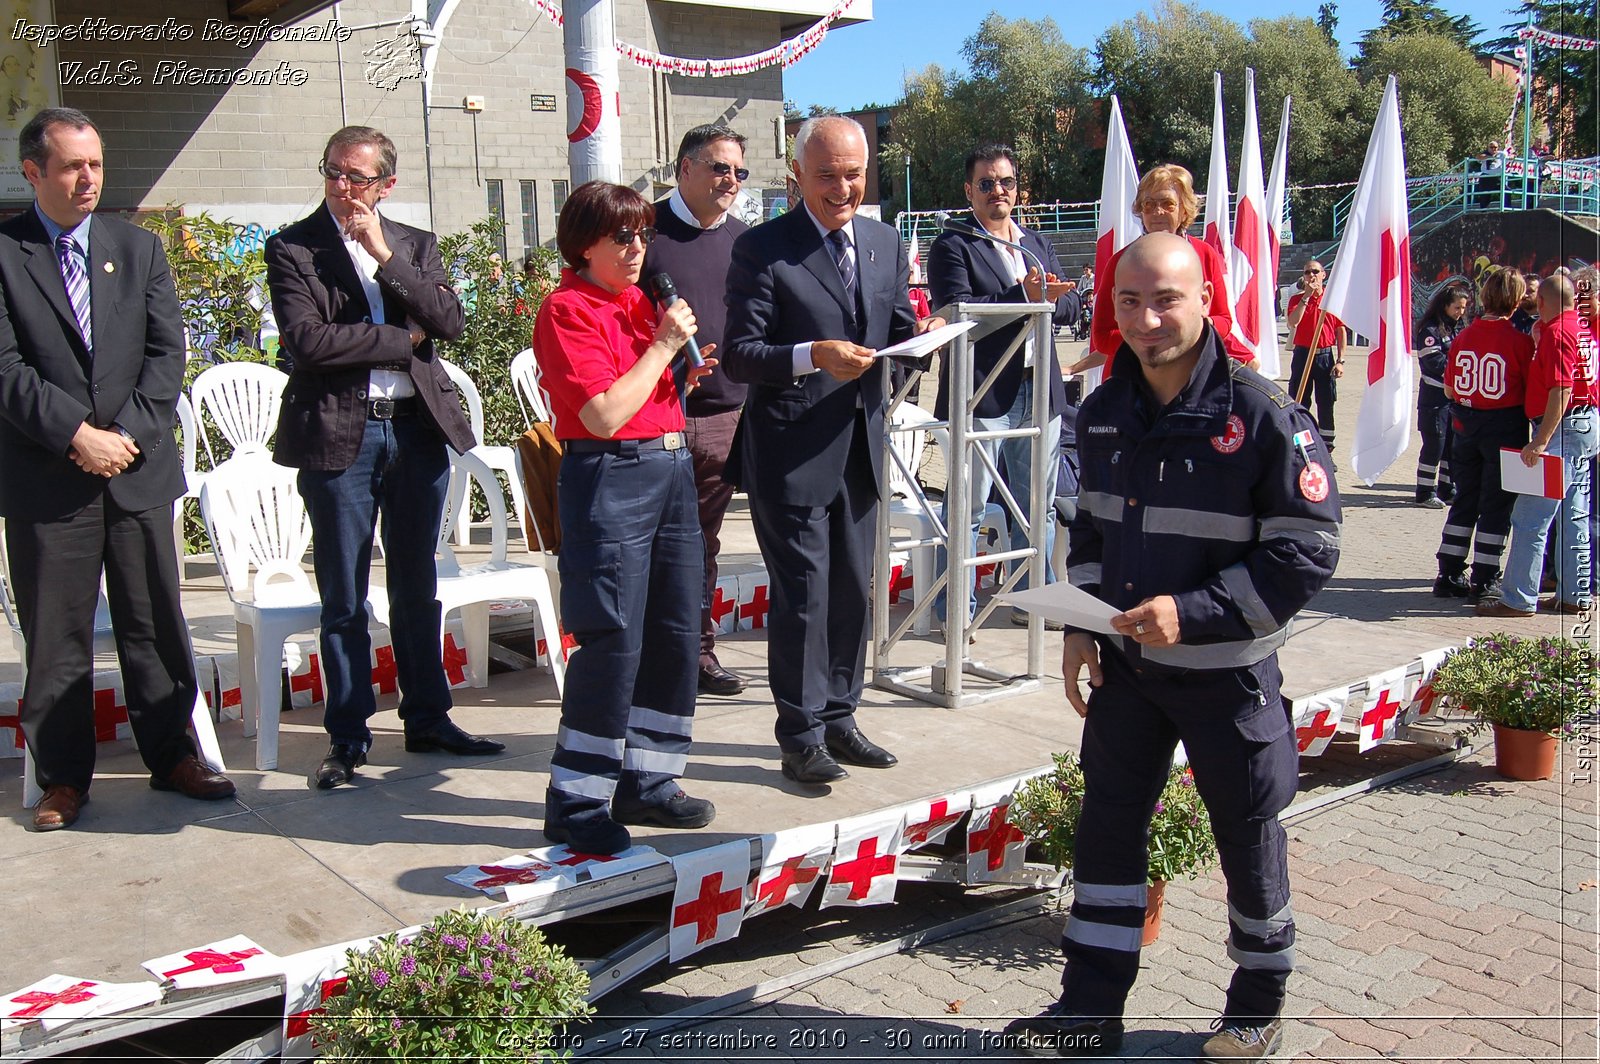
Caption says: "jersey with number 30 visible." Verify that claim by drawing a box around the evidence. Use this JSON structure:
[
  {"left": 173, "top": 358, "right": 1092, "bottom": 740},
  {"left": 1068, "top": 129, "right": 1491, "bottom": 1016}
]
[{"left": 1447, "top": 318, "right": 1534, "bottom": 411}]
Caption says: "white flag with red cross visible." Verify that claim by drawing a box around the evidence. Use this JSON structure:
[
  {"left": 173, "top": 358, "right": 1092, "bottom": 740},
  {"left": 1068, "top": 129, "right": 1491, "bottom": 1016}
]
[
  {"left": 747, "top": 823, "right": 833, "bottom": 917},
  {"left": 901, "top": 792, "right": 971, "bottom": 850},
  {"left": 1, "top": 974, "right": 162, "bottom": 1031},
  {"left": 1088, "top": 95, "right": 1141, "bottom": 396},
  {"left": 279, "top": 935, "right": 381, "bottom": 1062},
  {"left": 441, "top": 628, "right": 472, "bottom": 690},
  {"left": 142, "top": 935, "right": 281, "bottom": 990},
  {"left": 285, "top": 641, "right": 325, "bottom": 709},
  {"left": 966, "top": 781, "right": 1030, "bottom": 882},
  {"left": 1402, "top": 647, "right": 1454, "bottom": 725},
  {"left": 1203, "top": 72, "right": 1238, "bottom": 307},
  {"left": 369, "top": 634, "right": 400, "bottom": 699},
  {"left": 1322, "top": 75, "right": 1413, "bottom": 486},
  {"left": 1232, "top": 69, "right": 1282, "bottom": 380},
  {"left": 822, "top": 811, "right": 903, "bottom": 909},
  {"left": 1264, "top": 95, "right": 1293, "bottom": 307},
  {"left": 1290, "top": 687, "right": 1347, "bottom": 758},
  {"left": 709, "top": 573, "right": 741, "bottom": 635},
  {"left": 445, "top": 855, "right": 570, "bottom": 899},
  {"left": 736, "top": 570, "right": 773, "bottom": 631},
  {"left": 212, "top": 653, "right": 244, "bottom": 722},
  {"left": 668, "top": 840, "right": 752, "bottom": 961},
  {"left": 92, "top": 674, "right": 130, "bottom": 743},
  {"left": 527, "top": 843, "right": 665, "bottom": 882},
  {"left": 1357, "top": 666, "right": 1409, "bottom": 752},
  {"left": 0, "top": 682, "right": 22, "bottom": 758}
]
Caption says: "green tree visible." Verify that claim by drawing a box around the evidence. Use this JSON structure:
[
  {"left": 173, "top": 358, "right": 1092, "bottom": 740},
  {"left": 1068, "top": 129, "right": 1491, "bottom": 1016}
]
[
  {"left": 1356, "top": 0, "right": 1485, "bottom": 65},
  {"left": 1316, "top": 2, "right": 1339, "bottom": 44},
  {"left": 1491, "top": 0, "right": 1597, "bottom": 156},
  {"left": 1358, "top": 34, "right": 1516, "bottom": 174}
]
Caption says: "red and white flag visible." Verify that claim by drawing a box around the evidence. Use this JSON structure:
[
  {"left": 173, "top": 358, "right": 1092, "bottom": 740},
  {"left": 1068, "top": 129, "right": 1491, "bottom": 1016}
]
[
  {"left": 142, "top": 935, "right": 280, "bottom": 991},
  {"left": 1264, "top": 95, "right": 1293, "bottom": 305},
  {"left": 1357, "top": 666, "right": 1409, "bottom": 751},
  {"left": 965, "top": 781, "right": 1029, "bottom": 882},
  {"left": 668, "top": 840, "right": 751, "bottom": 960},
  {"left": 1232, "top": 69, "right": 1281, "bottom": 379},
  {"left": 1402, "top": 647, "right": 1453, "bottom": 724},
  {"left": 1089, "top": 95, "right": 1141, "bottom": 395},
  {"left": 445, "top": 855, "right": 569, "bottom": 900},
  {"left": 1202, "top": 73, "right": 1238, "bottom": 312},
  {"left": 1, "top": 974, "right": 161, "bottom": 1032},
  {"left": 747, "top": 823, "right": 833, "bottom": 917},
  {"left": 1290, "top": 687, "right": 1346, "bottom": 757},
  {"left": 901, "top": 792, "right": 971, "bottom": 849},
  {"left": 822, "top": 812, "right": 903, "bottom": 908},
  {"left": 280, "top": 936, "right": 374, "bottom": 1062},
  {"left": 1322, "top": 75, "right": 1413, "bottom": 486}
]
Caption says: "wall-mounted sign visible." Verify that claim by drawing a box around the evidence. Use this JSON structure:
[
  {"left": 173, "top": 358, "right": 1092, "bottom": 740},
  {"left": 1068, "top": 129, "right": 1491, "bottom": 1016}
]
[{"left": 529, "top": 93, "right": 556, "bottom": 113}]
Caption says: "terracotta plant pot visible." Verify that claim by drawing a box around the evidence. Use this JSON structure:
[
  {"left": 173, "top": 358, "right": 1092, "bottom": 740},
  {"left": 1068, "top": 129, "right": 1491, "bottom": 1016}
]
[
  {"left": 1142, "top": 879, "right": 1167, "bottom": 945},
  {"left": 1492, "top": 723, "right": 1558, "bottom": 780}
]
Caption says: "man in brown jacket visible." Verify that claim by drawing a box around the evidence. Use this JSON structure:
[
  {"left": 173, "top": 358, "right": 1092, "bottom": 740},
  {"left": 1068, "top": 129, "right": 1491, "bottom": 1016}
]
[{"left": 267, "top": 125, "right": 502, "bottom": 789}]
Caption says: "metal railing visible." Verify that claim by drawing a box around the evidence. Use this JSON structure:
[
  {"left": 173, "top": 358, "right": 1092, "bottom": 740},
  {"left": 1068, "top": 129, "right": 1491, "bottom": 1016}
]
[{"left": 898, "top": 201, "right": 1100, "bottom": 247}]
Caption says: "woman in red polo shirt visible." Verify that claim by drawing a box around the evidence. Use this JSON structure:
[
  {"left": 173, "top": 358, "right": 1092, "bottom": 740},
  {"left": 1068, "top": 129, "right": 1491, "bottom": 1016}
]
[{"left": 533, "top": 181, "right": 717, "bottom": 855}]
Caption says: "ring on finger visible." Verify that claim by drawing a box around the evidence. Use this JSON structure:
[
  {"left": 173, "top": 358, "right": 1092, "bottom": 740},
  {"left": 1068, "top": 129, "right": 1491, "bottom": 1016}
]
[{"left": 1135, "top": 622, "right": 1146, "bottom": 635}]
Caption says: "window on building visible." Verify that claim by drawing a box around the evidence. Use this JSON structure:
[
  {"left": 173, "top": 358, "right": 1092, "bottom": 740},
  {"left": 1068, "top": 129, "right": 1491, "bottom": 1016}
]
[
  {"left": 486, "top": 179, "right": 507, "bottom": 259},
  {"left": 553, "top": 179, "right": 570, "bottom": 234},
  {"left": 520, "top": 179, "right": 538, "bottom": 250}
]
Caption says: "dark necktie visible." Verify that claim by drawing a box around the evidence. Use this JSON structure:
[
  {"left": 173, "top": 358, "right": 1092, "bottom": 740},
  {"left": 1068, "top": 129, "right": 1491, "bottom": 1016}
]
[
  {"left": 827, "top": 228, "right": 857, "bottom": 303},
  {"left": 56, "top": 233, "right": 92, "bottom": 355}
]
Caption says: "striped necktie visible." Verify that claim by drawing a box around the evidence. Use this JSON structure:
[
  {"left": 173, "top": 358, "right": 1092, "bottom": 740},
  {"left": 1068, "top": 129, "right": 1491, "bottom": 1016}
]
[
  {"left": 827, "top": 228, "right": 857, "bottom": 303},
  {"left": 56, "top": 233, "right": 92, "bottom": 355}
]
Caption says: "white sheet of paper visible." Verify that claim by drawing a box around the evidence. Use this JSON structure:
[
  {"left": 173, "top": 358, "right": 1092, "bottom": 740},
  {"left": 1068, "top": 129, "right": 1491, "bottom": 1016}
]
[
  {"left": 999, "top": 582, "right": 1120, "bottom": 635},
  {"left": 871, "top": 320, "right": 978, "bottom": 360},
  {"left": 1499, "top": 447, "right": 1564, "bottom": 499}
]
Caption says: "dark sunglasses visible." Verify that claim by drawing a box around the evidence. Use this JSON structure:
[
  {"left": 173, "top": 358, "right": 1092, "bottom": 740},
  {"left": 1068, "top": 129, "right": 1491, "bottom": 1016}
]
[
  {"left": 1303, "top": 268, "right": 1324, "bottom": 276},
  {"left": 319, "top": 162, "right": 386, "bottom": 188},
  {"left": 976, "top": 176, "right": 1018, "bottom": 194},
  {"left": 611, "top": 226, "right": 656, "bottom": 247},
  {"left": 705, "top": 160, "right": 751, "bottom": 182}
]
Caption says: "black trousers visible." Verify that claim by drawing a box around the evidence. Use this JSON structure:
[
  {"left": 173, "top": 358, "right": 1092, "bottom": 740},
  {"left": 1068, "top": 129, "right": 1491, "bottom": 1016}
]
[
  {"left": 1289, "top": 346, "right": 1337, "bottom": 452},
  {"left": 1437, "top": 406, "right": 1528, "bottom": 581},
  {"left": 1417, "top": 384, "right": 1454, "bottom": 497},
  {"left": 684, "top": 408, "right": 741, "bottom": 663},
  {"left": 748, "top": 421, "right": 877, "bottom": 753},
  {"left": 7, "top": 495, "right": 198, "bottom": 794}
]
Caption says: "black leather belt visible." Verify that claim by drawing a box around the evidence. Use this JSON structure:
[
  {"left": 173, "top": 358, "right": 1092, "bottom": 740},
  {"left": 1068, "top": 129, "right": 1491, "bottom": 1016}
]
[
  {"left": 566, "top": 431, "right": 685, "bottom": 454},
  {"left": 368, "top": 396, "right": 418, "bottom": 420}
]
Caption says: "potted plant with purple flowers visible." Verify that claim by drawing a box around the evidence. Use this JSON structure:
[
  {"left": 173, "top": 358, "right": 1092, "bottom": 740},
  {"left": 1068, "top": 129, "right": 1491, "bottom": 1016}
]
[
  {"left": 1427, "top": 633, "right": 1596, "bottom": 780},
  {"left": 1012, "top": 752, "right": 1218, "bottom": 943},
  {"left": 311, "top": 907, "right": 592, "bottom": 1061}
]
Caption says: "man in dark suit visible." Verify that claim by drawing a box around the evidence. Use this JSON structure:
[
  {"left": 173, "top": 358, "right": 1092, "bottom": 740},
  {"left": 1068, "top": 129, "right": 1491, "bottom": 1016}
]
[
  {"left": 267, "top": 125, "right": 502, "bottom": 790},
  {"left": 0, "top": 108, "right": 234, "bottom": 830},
  {"left": 724, "top": 115, "right": 945, "bottom": 785},
  {"left": 928, "top": 144, "right": 1080, "bottom": 626}
]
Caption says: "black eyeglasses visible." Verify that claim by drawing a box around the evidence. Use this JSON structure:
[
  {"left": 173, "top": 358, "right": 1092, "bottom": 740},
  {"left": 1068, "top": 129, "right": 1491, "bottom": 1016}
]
[
  {"left": 704, "top": 160, "right": 750, "bottom": 182},
  {"left": 976, "top": 176, "right": 1018, "bottom": 194},
  {"left": 319, "top": 162, "right": 387, "bottom": 188},
  {"left": 611, "top": 226, "right": 656, "bottom": 247},
  {"left": 1303, "top": 268, "right": 1324, "bottom": 276}
]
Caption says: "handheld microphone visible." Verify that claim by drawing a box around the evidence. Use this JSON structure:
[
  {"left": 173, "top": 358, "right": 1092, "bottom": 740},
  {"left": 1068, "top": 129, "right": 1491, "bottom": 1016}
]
[{"left": 645, "top": 273, "right": 705, "bottom": 367}]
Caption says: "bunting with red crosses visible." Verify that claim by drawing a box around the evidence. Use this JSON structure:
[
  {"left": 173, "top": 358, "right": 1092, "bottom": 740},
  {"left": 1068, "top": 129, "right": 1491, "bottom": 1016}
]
[
  {"left": 746, "top": 823, "right": 833, "bottom": 917},
  {"left": 445, "top": 855, "right": 568, "bottom": 899},
  {"left": 822, "top": 812, "right": 904, "bottom": 909},
  {"left": 141, "top": 935, "right": 281, "bottom": 991},
  {"left": 900, "top": 793, "right": 971, "bottom": 850},
  {"left": 737, "top": 572, "right": 772, "bottom": 631},
  {"left": 1289, "top": 687, "right": 1348, "bottom": 758},
  {"left": 965, "top": 782, "right": 1029, "bottom": 882},
  {"left": 279, "top": 934, "right": 383, "bottom": 1062},
  {"left": 668, "top": 840, "right": 752, "bottom": 961},
  {"left": 1356, "top": 666, "right": 1409, "bottom": 752},
  {"left": 0, "top": 974, "right": 161, "bottom": 1032},
  {"left": 1400, "top": 648, "right": 1453, "bottom": 726}
]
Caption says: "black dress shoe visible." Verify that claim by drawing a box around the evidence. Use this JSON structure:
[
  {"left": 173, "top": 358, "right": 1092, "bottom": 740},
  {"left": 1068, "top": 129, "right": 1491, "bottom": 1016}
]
[
  {"left": 542, "top": 817, "right": 632, "bottom": 856},
  {"left": 697, "top": 661, "right": 746, "bottom": 696},
  {"left": 781, "top": 745, "right": 849, "bottom": 784},
  {"left": 825, "top": 727, "right": 898, "bottom": 768},
  {"left": 404, "top": 719, "right": 505, "bottom": 756},
  {"left": 613, "top": 790, "right": 716, "bottom": 828},
  {"left": 311, "top": 743, "right": 368, "bottom": 790}
]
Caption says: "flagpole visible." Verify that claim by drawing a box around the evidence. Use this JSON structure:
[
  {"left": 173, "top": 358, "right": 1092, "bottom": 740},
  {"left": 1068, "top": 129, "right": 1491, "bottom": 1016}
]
[{"left": 1294, "top": 307, "right": 1329, "bottom": 405}]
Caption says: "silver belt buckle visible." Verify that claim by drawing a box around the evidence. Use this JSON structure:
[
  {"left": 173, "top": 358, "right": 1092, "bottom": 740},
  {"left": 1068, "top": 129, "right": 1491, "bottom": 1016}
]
[
  {"left": 661, "top": 431, "right": 684, "bottom": 450},
  {"left": 371, "top": 397, "right": 396, "bottom": 419}
]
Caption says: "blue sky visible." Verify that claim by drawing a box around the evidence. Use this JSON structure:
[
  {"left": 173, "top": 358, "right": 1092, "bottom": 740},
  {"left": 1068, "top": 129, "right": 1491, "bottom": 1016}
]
[{"left": 783, "top": 0, "right": 1531, "bottom": 112}]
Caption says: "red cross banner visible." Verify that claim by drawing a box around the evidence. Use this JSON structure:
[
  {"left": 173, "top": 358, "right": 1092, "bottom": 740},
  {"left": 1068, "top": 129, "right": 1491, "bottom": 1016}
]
[
  {"left": 369, "top": 640, "right": 400, "bottom": 697},
  {"left": 445, "top": 856, "right": 568, "bottom": 900},
  {"left": 966, "top": 781, "right": 1030, "bottom": 882},
  {"left": 0, "top": 681, "right": 22, "bottom": 758},
  {"left": 1290, "top": 687, "right": 1348, "bottom": 758},
  {"left": 441, "top": 630, "right": 471, "bottom": 690},
  {"left": 141, "top": 935, "right": 280, "bottom": 991},
  {"left": 1, "top": 974, "right": 161, "bottom": 1032},
  {"left": 1357, "top": 666, "right": 1408, "bottom": 752},
  {"left": 668, "top": 840, "right": 752, "bottom": 961},
  {"left": 285, "top": 641, "right": 325, "bottom": 709},
  {"left": 212, "top": 653, "right": 244, "bottom": 723},
  {"left": 92, "top": 679, "right": 130, "bottom": 743},
  {"left": 1401, "top": 648, "right": 1453, "bottom": 726},
  {"left": 737, "top": 571, "right": 772, "bottom": 631},
  {"left": 710, "top": 574, "right": 740, "bottom": 635},
  {"left": 822, "top": 812, "right": 903, "bottom": 909},
  {"left": 528, "top": 843, "right": 667, "bottom": 882},
  {"left": 746, "top": 823, "right": 834, "bottom": 918},
  {"left": 279, "top": 936, "right": 376, "bottom": 1062},
  {"left": 901, "top": 792, "right": 972, "bottom": 850}
]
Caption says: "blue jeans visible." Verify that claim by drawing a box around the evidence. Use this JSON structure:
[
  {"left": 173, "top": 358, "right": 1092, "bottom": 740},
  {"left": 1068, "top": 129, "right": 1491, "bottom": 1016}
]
[
  {"left": 936, "top": 376, "right": 1060, "bottom": 620},
  {"left": 299, "top": 416, "right": 452, "bottom": 746},
  {"left": 1500, "top": 408, "right": 1598, "bottom": 610}
]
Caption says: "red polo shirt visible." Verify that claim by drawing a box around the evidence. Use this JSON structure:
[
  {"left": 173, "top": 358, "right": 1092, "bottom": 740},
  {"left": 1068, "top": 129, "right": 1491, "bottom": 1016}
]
[
  {"left": 1092, "top": 235, "right": 1248, "bottom": 374},
  {"left": 533, "top": 269, "right": 685, "bottom": 441},
  {"left": 1286, "top": 292, "right": 1344, "bottom": 349},
  {"left": 1447, "top": 318, "right": 1533, "bottom": 411},
  {"left": 1524, "top": 309, "right": 1598, "bottom": 419}
]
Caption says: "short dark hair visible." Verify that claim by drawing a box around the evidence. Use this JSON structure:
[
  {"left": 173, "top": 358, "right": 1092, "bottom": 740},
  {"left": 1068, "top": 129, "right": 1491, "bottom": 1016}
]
[
  {"left": 556, "top": 181, "right": 653, "bottom": 270},
  {"left": 675, "top": 124, "right": 746, "bottom": 179},
  {"left": 322, "top": 125, "right": 397, "bottom": 177},
  {"left": 19, "top": 107, "right": 100, "bottom": 169},
  {"left": 965, "top": 144, "right": 1017, "bottom": 182}
]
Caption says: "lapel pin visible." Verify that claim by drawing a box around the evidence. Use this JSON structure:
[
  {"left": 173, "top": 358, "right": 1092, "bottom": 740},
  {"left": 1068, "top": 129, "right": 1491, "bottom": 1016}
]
[
  {"left": 868, "top": 250, "right": 876, "bottom": 263},
  {"left": 103, "top": 262, "right": 114, "bottom": 273}
]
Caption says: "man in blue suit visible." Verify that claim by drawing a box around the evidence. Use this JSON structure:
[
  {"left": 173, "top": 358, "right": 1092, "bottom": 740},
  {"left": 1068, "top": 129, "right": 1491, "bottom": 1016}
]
[
  {"left": 928, "top": 144, "right": 1080, "bottom": 626},
  {"left": 724, "top": 115, "right": 945, "bottom": 785}
]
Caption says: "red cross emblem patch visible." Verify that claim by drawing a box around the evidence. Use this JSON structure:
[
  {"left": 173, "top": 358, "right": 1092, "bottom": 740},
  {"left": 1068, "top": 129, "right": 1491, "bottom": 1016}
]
[
  {"left": 1211, "top": 414, "right": 1246, "bottom": 454},
  {"left": 1298, "top": 461, "right": 1330, "bottom": 502}
]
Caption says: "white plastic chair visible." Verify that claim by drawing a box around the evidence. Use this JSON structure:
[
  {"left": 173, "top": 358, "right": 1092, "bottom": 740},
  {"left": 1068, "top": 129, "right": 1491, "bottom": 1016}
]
[
  {"left": 509, "top": 347, "right": 554, "bottom": 428},
  {"left": 174, "top": 393, "right": 207, "bottom": 578},
  {"left": 0, "top": 522, "right": 224, "bottom": 807},
  {"left": 439, "top": 357, "right": 529, "bottom": 548},
  {"left": 200, "top": 454, "right": 327, "bottom": 771},
  {"left": 190, "top": 361, "right": 287, "bottom": 465},
  {"left": 372, "top": 450, "right": 566, "bottom": 693}
]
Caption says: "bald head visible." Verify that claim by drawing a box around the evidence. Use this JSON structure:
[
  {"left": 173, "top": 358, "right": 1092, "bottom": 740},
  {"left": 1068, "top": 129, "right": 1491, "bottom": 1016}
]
[
  {"left": 1118, "top": 232, "right": 1205, "bottom": 289},
  {"left": 1537, "top": 273, "right": 1576, "bottom": 322},
  {"left": 793, "top": 115, "right": 868, "bottom": 231},
  {"left": 1113, "top": 233, "right": 1215, "bottom": 388}
]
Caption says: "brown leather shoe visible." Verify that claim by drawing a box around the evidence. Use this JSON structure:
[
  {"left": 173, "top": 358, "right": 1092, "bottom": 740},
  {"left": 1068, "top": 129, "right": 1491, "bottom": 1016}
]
[
  {"left": 1475, "top": 600, "right": 1536, "bottom": 618},
  {"left": 32, "top": 785, "right": 86, "bottom": 831},
  {"left": 150, "top": 755, "right": 236, "bottom": 801},
  {"left": 1540, "top": 596, "right": 1590, "bottom": 615}
]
